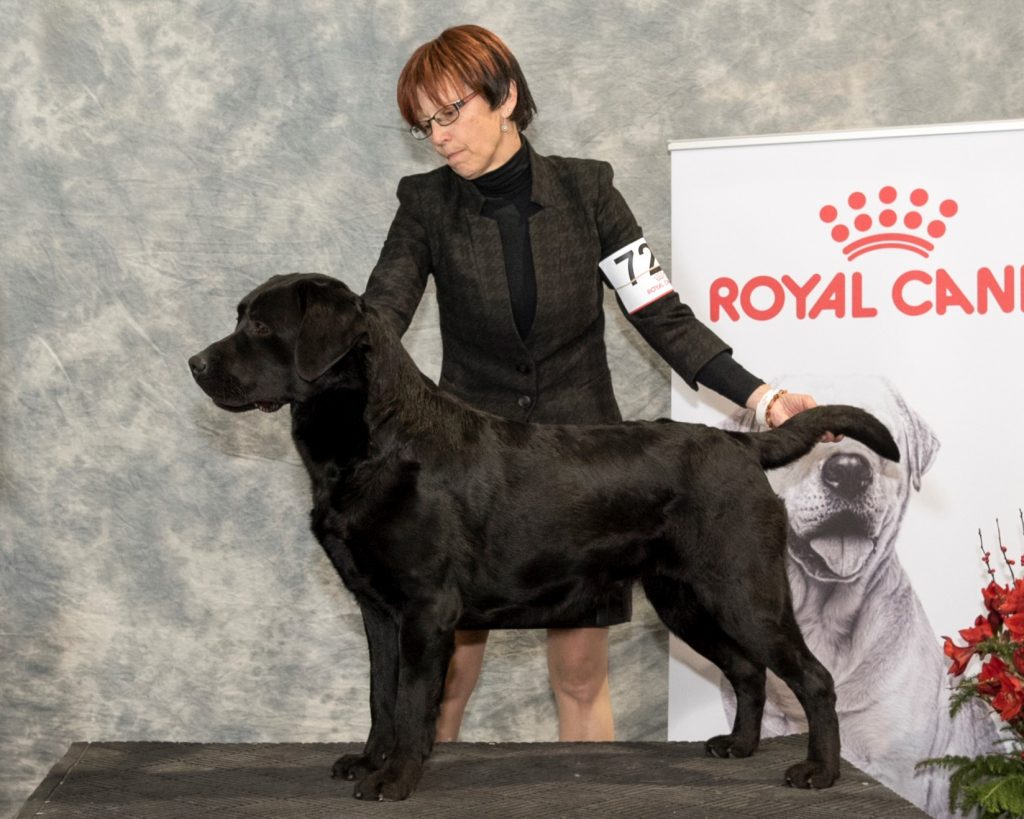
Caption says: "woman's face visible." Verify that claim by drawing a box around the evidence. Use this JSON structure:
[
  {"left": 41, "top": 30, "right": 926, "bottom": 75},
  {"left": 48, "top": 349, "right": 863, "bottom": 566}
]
[{"left": 415, "top": 83, "right": 520, "bottom": 180}]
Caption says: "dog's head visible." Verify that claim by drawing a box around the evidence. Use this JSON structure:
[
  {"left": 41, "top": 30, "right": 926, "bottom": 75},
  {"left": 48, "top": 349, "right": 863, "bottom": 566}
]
[
  {"left": 725, "top": 375, "right": 939, "bottom": 585},
  {"left": 189, "top": 273, "right": 367, "bottom": 413}
]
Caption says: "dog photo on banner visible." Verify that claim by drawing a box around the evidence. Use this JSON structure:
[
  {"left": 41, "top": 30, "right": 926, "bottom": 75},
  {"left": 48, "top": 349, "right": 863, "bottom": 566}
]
[
  {"left": 723, "top": 376, "right": 1000, "bottom": 817},
  {"left": 669, "top": 122, "right": 1024, "bottom": 818}
]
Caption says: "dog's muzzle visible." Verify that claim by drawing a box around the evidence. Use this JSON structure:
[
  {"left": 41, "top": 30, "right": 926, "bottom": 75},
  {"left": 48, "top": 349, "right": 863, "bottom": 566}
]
[
  {"left": 789, "top": 452, "right": 881, "bottom": 581},
  {"left": 188, "top": 352, "right": 283, "bottom": 413}
]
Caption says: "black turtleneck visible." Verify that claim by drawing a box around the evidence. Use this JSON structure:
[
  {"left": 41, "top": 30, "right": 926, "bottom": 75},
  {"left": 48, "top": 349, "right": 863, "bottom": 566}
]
[{"left": 472, "top": 141, "right": 541, "bottom": 339}]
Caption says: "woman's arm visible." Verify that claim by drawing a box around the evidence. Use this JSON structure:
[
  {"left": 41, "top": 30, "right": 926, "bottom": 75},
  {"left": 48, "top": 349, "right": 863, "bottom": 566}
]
[
  {"left": 593, "top": 161, "right": 818, "bottom": 425},
  {"left": 362, "top": 177, "right": 432, "bottom": 335}
]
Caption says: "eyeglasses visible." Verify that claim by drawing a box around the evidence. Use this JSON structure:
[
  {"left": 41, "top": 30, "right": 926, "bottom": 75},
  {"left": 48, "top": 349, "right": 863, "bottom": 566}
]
[{"left": 410, "top": 91, "right": 479, "bottom": 140}]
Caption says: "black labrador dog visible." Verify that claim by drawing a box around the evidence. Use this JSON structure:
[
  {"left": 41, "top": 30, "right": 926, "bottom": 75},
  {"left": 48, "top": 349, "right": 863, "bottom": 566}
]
[{"left": 189, "top": 273, "right": 900, "bottom": 801}]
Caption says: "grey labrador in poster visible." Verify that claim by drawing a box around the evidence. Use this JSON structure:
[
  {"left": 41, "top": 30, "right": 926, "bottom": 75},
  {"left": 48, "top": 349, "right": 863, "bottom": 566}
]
[{"left": 722, "top": 375, "right": 999, "bottom": 819}]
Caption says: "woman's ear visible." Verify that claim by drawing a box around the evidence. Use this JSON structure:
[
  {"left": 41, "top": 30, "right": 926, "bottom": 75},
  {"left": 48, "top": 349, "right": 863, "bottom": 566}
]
[{"left": 503, "top": 80, "right": 518, "bottom": 119}]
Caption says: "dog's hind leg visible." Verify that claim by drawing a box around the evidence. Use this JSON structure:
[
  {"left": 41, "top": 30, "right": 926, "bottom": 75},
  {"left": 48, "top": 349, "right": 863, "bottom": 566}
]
[
  {"left": 745, "top": 610, "right": 840, "bottom": 789},
  {"left": 684, "top": 558, "right": 841, "bottom": 789},
  {"left": 332, "top": 600, "right": 399, "bottom": 782},
  {"left": 642, "top": 573, "right": 766, "bottom": 759}
]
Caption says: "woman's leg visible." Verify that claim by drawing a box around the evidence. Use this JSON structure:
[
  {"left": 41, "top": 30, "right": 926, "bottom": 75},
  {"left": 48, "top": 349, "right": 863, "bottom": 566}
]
[
  {"left": 546, "top": 627, "right": 614, "bottom": 741},
  {"left": 434, "top": 629, "right": 489, "bottom": 742}
]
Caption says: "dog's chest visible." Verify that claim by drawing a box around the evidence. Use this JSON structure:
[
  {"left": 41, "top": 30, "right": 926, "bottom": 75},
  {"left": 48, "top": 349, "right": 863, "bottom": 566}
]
[
  {"left": 308, "top": 473, "right": 433, "bottom": 607},
  {"left": 299, "top": 460, "right": 387, "bottom": 592},
  {"left": 794, "top": 593, "right": 867, "bottom": 672},
  {"left": 312, "top": 506, "right": 403, "bottom": 604}
]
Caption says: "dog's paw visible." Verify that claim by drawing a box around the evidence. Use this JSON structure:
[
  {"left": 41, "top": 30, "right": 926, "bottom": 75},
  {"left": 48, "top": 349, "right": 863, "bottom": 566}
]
[
  {"left": 352, "top": 760, "right": 422, "bottom": 801},
  {"left": 704, "top": 733, "right": 758, "bottom": 759},
  {"left": 784, "top": 760, "right": 840, "bottom": 789},
  {"left": 332, "top": 752, "right": 380, "bottom": 781}
]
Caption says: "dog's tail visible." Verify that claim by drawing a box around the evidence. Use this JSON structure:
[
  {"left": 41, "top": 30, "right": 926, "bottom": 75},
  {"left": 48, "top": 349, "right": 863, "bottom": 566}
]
[{"left": 749, "top": 405, "right": 901, "bottom": 469}]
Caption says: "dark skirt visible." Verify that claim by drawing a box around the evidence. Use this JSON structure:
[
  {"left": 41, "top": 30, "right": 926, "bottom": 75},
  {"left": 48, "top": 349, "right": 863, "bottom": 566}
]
[{"left": 455, "top": 584, "right": 633, "bottom": 630}]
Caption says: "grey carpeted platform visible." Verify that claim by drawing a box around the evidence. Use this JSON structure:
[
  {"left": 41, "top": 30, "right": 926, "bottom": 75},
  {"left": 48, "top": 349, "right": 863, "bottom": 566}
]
[{"left": 18, "top": 735, "right": 929, "bottom": 818}]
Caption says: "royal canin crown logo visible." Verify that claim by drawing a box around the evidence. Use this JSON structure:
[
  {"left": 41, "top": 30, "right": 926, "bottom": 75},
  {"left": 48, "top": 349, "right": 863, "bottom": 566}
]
[
  {"left": 707, "top": 182, "right": 1024, "bottom": 322},
  {"left": 819, "top": 186, "right": 958, "bottom": 261}
]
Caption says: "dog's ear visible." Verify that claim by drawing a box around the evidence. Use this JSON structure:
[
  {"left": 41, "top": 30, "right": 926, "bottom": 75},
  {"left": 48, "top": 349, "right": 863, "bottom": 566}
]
[
  {"left": 894, "top": 392, "right": 940, "bottom": 491},
  {"left": 295, "top": 279, "right": 367, "bottom": 381}
]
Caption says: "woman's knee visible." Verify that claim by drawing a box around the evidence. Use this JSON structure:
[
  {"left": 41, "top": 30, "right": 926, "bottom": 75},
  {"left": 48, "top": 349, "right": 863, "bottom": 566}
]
[
  {"left": 441, "top": 629, "right": 489, "bottom": 701},
  {"left": 546, "top": 628, "right": 610, "bottom": 704}
]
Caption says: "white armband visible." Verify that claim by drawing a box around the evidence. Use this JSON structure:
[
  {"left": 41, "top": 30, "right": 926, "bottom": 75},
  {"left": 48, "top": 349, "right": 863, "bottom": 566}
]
[{"left": 598, "top": 237, "right": 674, "bottom": 314}]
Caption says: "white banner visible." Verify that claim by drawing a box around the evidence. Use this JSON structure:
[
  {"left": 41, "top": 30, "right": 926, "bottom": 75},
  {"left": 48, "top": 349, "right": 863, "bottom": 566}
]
[{"left": 668, "top": 121, "right": 1024, "bottom": 817}]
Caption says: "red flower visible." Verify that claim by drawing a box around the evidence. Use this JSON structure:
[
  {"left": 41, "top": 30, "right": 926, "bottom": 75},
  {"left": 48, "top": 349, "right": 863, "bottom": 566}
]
[
  {"left": 999, "top": 579, "right": 1024, "bottom": 616},
  {"left": 978, "top": 656, "right": 1008, "bottom": 696},
  {"left": 991, "top": 672, "right": 1024, "bottom": 722},
  {"left": 952, "top": 543, "right": 1024, "bottom": 740},
  {"left": 1005, "top": 612, "right": 1024, "bottom": 641},
  {"left": 944, "top": 636, "right": 976, "bottom": 676},
  {"left": 983, "top": 580, "right": 1009, "bottom": 613},
  {"left": 959, "top": 615, "right": 995, "bottom": 646}
]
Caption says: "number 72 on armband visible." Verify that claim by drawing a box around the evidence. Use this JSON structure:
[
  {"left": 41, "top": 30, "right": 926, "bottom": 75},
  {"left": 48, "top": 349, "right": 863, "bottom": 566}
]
[{"left": 598, "top": 237, "right": 676, "bottom": 314}]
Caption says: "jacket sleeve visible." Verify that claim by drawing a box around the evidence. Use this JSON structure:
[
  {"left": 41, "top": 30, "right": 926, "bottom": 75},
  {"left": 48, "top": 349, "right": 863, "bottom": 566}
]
[
  {"left": 362, "top": 176, "right": 431, "bottom": 336},
  {"left": 594, "top": 162, "right": 757, "bottom": 398}
]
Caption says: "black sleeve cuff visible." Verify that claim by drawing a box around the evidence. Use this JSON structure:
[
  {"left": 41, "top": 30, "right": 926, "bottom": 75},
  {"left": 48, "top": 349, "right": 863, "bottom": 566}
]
[{"left": 694, "top": 351, "right": 765, "bottom": 408}]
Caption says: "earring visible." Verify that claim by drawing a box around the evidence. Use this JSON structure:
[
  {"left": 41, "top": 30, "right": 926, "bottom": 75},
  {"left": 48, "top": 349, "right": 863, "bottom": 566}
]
[{"left": 501, "top": 118, "right": 509, "bottom": 133}]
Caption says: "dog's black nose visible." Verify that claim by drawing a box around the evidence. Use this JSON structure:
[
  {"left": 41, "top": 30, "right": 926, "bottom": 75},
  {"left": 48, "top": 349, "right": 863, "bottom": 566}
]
[
  {"left": 821, "top": 453, "right": 871, "bottom": 499},
  {"left": 189, "top": 353, "right": 208, "bottom": 377}
]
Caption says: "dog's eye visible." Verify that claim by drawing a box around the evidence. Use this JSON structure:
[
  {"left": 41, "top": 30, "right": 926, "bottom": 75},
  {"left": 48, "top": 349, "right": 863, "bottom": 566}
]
[{"left": 250, "top": 320, "right": 272, "bottom": 336}]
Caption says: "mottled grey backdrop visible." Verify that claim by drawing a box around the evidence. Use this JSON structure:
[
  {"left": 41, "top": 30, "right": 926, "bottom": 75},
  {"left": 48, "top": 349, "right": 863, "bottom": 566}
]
[{"left": 2, "top": 0, "right": 1022, "bottom": 814}]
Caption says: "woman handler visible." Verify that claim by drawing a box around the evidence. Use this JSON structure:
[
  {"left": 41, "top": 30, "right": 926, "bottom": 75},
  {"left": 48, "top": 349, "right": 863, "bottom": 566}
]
[{"left": 363, "top": 24, "right": 817, "bottom": 743}]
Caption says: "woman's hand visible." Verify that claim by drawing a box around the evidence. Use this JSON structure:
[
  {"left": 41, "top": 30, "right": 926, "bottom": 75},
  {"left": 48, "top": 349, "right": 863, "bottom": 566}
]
[{"left": 771, "top": 390, "right": 816, "bottom": 427}]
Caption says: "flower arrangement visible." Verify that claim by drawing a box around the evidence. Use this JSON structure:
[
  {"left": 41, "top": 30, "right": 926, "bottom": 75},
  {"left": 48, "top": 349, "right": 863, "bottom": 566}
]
[{"left": 917, "top": 514, "right": 1024, "bottom": 819}]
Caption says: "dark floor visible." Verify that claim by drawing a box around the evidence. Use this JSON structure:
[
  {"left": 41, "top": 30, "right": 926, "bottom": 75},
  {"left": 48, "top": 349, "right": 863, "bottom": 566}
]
[{"left": 18, "top": 735, "right": 929, "bottom": 818}]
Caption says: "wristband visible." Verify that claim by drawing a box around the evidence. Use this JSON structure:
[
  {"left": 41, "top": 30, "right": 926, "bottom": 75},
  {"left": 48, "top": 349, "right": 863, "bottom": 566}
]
[{"left": 756, "top": 388, "right": 787, "bottom": 428}]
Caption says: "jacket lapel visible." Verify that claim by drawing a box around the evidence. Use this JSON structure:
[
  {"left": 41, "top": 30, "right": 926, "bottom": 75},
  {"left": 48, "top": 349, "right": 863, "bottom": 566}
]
[
  {"left": 453, "top": 172, "right": 530, "bottom": 352},
  {"left": 527, "top": 149, "right": 574, "bottom": 352},
  {"left": 444, "top": 146, "right": 583, "bottom": 355}
]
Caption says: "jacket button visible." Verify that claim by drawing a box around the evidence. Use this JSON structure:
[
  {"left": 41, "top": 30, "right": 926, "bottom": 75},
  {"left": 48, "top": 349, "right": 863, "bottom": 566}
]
[
  {"left": 516, "top": 362, "right": 531, "bottom": 374},
  {"left": 517, "top": 395, "right": 533, "bottom": 408}
]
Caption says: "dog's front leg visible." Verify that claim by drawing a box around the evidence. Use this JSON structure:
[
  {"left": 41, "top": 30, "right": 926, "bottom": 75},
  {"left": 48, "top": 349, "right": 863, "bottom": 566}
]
[
  {"left": 332, "top": 600, "right": 399, "bottom": 782},
  {"left": 352, "top": 605, "right": 455, "bottom": 801}
]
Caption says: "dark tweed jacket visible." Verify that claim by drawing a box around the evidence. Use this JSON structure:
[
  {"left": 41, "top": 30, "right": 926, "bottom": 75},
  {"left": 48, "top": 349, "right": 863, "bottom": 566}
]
[{"left": 364, "top": 143, "right": 731, "bottom": 425}]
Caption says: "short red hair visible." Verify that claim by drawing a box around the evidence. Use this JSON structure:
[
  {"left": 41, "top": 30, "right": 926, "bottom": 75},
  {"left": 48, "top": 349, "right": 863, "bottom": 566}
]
[{"left": 397, "top": 25, "right": 537, "bottom": 131}]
